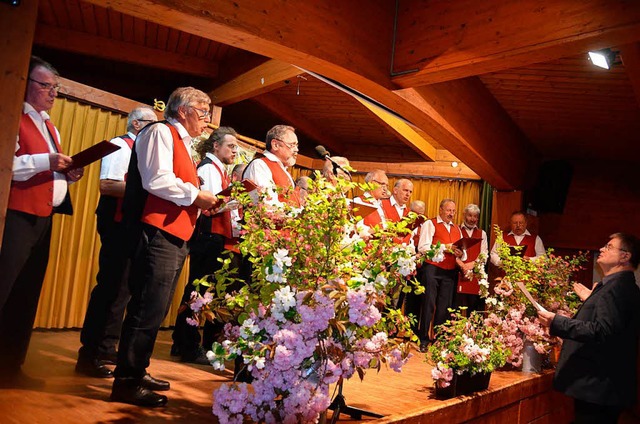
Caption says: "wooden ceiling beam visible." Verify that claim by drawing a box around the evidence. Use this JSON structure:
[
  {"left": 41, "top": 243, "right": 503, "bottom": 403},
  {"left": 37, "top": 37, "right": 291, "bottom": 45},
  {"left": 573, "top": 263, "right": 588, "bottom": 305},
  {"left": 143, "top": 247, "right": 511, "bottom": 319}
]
[
  {"left": 392, "top": 0, "right": 640, "bottom": 87},
  {"left": 394, "top": 77, "right": 540, "bottom": 189},
  {"left": 353, "top": 97, "right": 437, "bottom": 162},
  {"left": 81, "top": 0, "right": 530, "bottom": 189},
  {"left": 619, "top": 43, "right": 640, "bottom": 108},
  {"left": 34, "top": 24, "right": 218, "bottom": 78},
  {"left": 211, "top": 60, "right": 302, "bottom": 106}
]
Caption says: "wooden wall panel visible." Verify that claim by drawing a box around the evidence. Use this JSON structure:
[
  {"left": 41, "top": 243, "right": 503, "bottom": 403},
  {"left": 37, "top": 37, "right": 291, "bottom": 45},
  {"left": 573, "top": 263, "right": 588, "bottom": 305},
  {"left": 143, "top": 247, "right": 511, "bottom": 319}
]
[{"left": 0, "top": 0, "right": 38, "bottom": 246}]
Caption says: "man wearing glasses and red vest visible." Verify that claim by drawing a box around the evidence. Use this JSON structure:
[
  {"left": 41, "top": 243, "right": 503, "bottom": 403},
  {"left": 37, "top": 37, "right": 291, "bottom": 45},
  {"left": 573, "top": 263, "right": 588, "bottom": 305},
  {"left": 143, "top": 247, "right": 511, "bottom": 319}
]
[
  {"left": 110, "top": 87, "right": 218, "bottom": 407},
  {"left": 416, "top": 199, "right": 465, "bottom": 351},
  {"left": 490, "top": 210, "right": 545, "bottom": 266},
  {"left": 0, "top": 57, "right": 84, "bottom": 388},
  {"left": 243, "top": 124, "right": 300, "bottom": 205},
  {"left": 171, "top": 126, "right": 240, "bottom": 364},
  {"left": 76, "top": 107, "right": 158, "bottom": 378},
  {"left": 353, "top": 169, "right": 389, "bottom": 229},
  {"left": 454, "top": 204, "right": 488, "bottom": 313}
]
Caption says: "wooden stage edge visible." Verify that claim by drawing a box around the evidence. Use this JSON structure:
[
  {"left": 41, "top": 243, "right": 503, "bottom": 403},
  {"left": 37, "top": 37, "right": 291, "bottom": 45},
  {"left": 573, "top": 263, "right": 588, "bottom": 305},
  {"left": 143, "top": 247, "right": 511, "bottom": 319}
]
[{"left": 0, "top": 329, "right": 607, "bottom": 423}]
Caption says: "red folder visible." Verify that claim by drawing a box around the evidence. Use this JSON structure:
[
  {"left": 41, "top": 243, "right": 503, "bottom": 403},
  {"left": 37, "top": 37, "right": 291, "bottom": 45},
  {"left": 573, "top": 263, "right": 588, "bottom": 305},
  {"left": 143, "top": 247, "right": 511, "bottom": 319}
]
[
  {"left": 217, "top": 179, "right": 259, "bottom": 197},
  {"left": 68, "top": 140, "right": 121, "bottom": 170},
  {"left": 452, "top": 237, "right": 482, "bottom": 250}
]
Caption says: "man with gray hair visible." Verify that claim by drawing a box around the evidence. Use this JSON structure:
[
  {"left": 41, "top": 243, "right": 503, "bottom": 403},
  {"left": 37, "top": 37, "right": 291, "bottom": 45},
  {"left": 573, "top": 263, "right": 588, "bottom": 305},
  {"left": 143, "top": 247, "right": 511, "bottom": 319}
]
[
  {"left": 76, "top": 106, "right": 158, "bottom": 378},
  {"left": 111, "top": 87, "right": 218, "bottom": 407},
  {"left": 243, "top": 124, "right": 299, "bottom": 204},
  {"left": 353, "top": 169, "right": 389, "bottom": 228},
  {"left": 454, "top": 203, "right": 488, "bottom": 312}
]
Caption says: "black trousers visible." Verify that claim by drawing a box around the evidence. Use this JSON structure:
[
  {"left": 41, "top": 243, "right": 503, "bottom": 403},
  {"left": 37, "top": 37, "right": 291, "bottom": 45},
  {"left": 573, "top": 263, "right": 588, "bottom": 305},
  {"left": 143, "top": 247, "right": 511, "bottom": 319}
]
[
  {"left": 416, "top": 264, "right": 458, "bottom": 342},
  {"left": 172, "top": 232, "right": 227, "bottom": 355},
  {"left": 453, "top": 292, "right": 484, "bottom": 314},
  {"left": 78, "top": 214, "right": 131, "bottom": 360},
  {"left": 114, "top": 224, "right": 188, "bottom": 380},
  {"left": 0, "top": 210, "right": 52, "bottom": 371},
  {"left": 573, "top": 399, "right": 622, "bottom": 424}
]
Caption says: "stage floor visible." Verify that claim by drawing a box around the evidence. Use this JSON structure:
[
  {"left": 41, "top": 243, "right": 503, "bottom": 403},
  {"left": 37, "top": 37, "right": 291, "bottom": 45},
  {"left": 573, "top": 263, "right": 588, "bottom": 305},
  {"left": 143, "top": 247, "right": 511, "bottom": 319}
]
[{"left": 0, "top": 329, "right": 629, "bottom": 423}]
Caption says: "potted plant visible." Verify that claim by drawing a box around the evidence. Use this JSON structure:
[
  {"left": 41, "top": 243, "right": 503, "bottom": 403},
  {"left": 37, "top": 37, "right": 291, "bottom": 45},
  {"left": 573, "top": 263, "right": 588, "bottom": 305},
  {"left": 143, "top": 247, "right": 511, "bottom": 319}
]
[
  {"left": 483, "top": 227, "right": 587, "bottom": 369},
  {"left": 428, "top": 310, "right": 510, "bottom": 398},
  {"left": 186, "top": 175, "right": 443, "bottom": 423}
]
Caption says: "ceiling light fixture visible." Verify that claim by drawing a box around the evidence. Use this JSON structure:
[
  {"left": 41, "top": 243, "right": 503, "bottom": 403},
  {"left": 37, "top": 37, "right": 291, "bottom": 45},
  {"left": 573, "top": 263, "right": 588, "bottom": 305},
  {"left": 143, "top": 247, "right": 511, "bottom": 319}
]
[
  {"left": 451, "top": 161, "right": 459, "bottom": 168},
  {"left": 587, "top": 48, "right": 618, "bottom": 70}
]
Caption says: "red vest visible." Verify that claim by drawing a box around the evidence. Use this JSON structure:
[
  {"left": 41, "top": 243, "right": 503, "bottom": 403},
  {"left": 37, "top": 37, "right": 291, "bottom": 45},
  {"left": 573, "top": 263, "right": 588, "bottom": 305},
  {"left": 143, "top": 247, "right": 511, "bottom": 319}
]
[
  {"left": 261, "top": 157, "right": 301, "bottom": 206},
  {"left": 458, "top": 226, "right": 483, "bottom": 295},
  {"left": 424, "top": 218, "right": 462, "bottom": 270},
  {"left": 140, "top": 124, "right": 199, "bottom": 241},
  {"left": 380, "top": 198, "right": 408, "bottom": 223},
  {"left": 503, "top": 233, "right": 537, "bottom": 257},
  {"left": 207, "top": 161, "right": 232, "bottom": 239},
  {"left": 9, "top": 113, "right": 64, "bottom": 217}
]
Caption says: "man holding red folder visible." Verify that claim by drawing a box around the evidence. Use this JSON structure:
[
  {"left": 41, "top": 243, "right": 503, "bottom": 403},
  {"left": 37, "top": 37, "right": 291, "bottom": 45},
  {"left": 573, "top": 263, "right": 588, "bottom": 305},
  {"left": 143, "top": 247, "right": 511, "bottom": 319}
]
[{"left": 454, "top": 204, "right": 488, "bottom": 312}]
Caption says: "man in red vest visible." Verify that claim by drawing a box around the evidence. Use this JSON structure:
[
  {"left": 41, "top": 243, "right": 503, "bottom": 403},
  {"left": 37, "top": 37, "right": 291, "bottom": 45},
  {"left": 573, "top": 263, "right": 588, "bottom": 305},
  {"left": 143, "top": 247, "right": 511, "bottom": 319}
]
[
  {"left": 454, "top": 204, "right": 488, "bottom": 313},
  {"left": 243, "top": 124, "right": 299, "bottom": 204},
  {"left": 353, "top": 169, "right": 389, "bottom": 228},
  {"left": 110, "top": 87, "right": 218, "bottom": 407},
  {"left": 416, "top": 199, "right": 464, "bottom": 351},
  {"left": 171, "top": 126, "right": 240, "bottom": 364},
  {"left": 0, "top": 56, "right": 84, "bottom": 388},
  {"left": 381, "top": 178, "right": 412, "bottom": 224},
  {"left": 490, "top": 211, "right": 545, "bottom": 266},
  {"left": 76, "top": 107, "right": 158, "bottom": 378}
]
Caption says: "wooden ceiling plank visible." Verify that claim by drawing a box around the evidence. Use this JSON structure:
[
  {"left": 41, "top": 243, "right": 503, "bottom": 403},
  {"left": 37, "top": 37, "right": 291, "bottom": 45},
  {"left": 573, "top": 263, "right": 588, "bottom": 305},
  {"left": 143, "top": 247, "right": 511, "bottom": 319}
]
[
  {"left": 348, "top": 160, "right": 480, "bottom": 180},
  {"left": 38, "top": 0, "right": 58, "bottom": 27},
  {"left": 92, "top": 2, "right": 110, "bottom": 38},
  {"left": 211, "top": 59, "right": 302, "bottom": 106},
  {"left": 133, "top": 16, "right": 146, "bottom": 46},
  {"left": 146, "top": 21, "right": 158, "bottom": 49},
  {"left": 393, "top": 0, "right": 640, "bottom": 87},
  {"left": 49, "top": 0, "right": 70, "bottom": 29},
  {"left": 120, "top": 12, "right": 134, "bottom": 43},
  {"left": 176, "top": 31, "right": 190, "bottom": 55},
  {"left": 156, "top": 24, "right": 169, "bottom": 51},
  {"left": 619, "top": 43, "right": 640, "bottom": 108},
  {"left": 34, "top": 24, "right": 219, "bottom": 78},
  {"left": 65, "top": 0, "right": 85, "bottom": 32},
  {"left": 166, "top": 28, "right": 180, "bottom": 53},
  {"left": 196, "top": 38, "right": 210, "bottom": 58},
  {"left": 353, "top": 96, "right": 437, "bottom": 161},
  {"left": 107, "top": 8, "right": 122, "bottom": 41}
]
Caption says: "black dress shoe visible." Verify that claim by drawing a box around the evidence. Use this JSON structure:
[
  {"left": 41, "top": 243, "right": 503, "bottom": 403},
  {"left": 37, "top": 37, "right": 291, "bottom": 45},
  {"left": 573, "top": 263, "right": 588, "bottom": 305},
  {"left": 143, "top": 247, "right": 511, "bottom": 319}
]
[
  {"left": 181, "top": 347, "right": 210, "bottom": 365},
  {"left": 111, "top": 381, "right": 167, "bottom": 407},
  {"left": 170, "top": 344, "right": 181, "bottom": 357},
  {"left": 97, "top": 352, "right": 118, "bottom": 365},
  {"left": 0, "top": 370, "right": 45, "bottom": 389},
  {"left": 75, "top": 357, "right": 113, "bottom": 378},
  {"left": 141, "top": 373, "right": 170, "bottom": 391}
]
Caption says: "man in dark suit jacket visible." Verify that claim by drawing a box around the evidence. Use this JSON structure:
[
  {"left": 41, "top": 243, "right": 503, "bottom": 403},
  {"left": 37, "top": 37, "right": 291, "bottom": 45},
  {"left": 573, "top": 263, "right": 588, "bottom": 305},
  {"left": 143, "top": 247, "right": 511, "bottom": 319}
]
[{"left": 538, "top": 232, "right": 640, "bottom": 424}]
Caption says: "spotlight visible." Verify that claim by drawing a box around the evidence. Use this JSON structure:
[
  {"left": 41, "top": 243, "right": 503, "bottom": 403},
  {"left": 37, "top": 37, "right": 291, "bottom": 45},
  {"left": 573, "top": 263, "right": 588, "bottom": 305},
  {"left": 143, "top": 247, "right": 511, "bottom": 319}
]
[
  {"left": 451, "top": 161, "right": 459, "bottom": 168},
  {"left": 588, "top": 48, "right": 617, "bottom": 70}
]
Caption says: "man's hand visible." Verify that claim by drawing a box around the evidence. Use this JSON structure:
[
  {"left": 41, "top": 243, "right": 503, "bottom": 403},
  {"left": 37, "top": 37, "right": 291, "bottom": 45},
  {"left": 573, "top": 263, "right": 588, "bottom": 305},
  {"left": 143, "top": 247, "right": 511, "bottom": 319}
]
[
  {"left": 66, "top": 167, "right": 84, "bottom": 182},
  {"left": 49, "top": 153, "right": 73, "bottom": 172},
  {"left": 537, "top": 309, "right": 555, "bottom": 327},
  {"left": 453, "top": 247, "right": 464, "bottom": 258},
  {"left": 461, "top": 261, "right": 475, "bottom": 272},
  {"left": 573, "top": 282, "right": 593, "bottom": 302},
  {"left": 193, "top": 190, "right": 219, "bottom": 211}
]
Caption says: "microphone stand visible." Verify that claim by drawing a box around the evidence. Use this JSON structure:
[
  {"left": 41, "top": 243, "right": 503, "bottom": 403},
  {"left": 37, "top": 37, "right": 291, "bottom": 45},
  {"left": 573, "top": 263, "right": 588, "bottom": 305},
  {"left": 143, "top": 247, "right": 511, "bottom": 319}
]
[{"left": 328, "top": 378, "right": 383, "bottom": 422}]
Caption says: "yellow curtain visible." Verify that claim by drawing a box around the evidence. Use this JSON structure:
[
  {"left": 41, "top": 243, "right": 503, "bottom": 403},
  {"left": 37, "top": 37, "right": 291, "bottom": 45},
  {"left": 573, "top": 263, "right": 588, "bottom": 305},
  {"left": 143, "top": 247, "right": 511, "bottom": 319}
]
[
  {"left": 34, "top": 98, "right": 188, "bottom": 329},
  {"left": 291, "top": 166, "right": 481, "bottom": 223}
]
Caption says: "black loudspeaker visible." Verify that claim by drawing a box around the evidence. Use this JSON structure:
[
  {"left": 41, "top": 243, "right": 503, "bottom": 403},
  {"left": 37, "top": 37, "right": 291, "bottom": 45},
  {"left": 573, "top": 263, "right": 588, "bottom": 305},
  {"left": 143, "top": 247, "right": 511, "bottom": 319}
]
[{"left": 528, "top": 160, "right": 573, "bottom": 214}]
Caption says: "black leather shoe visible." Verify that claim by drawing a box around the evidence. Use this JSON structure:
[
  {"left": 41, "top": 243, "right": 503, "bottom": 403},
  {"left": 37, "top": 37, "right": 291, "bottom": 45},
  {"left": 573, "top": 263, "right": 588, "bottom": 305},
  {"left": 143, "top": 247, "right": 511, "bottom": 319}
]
[
  {"left": 75, "top": 357, "right": 113, "bottom": 378},
  {"left": 111, "top": 382, "right": 167, "bottom": 407},
  {"left": 0, "top": 370, "right": 45, "bottom": 389},
  {"left": 181, "top": 347, "right": 210, "bottom": 365},
  {"left": 97, "top": 352, "right": 118, "bottom": 365},
  {"left": 141, "top": 373, "right": 170, "bottom": 391},
  {"left": 170, "top": 344, "right": 181, "bottom": 357}
]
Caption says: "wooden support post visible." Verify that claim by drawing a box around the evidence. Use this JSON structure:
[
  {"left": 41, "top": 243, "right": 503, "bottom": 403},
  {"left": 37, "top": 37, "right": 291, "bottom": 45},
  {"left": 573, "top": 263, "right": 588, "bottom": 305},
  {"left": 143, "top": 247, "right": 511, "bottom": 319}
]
[{"left": 0, "top": 0, "right": 38, "bottom": 246}]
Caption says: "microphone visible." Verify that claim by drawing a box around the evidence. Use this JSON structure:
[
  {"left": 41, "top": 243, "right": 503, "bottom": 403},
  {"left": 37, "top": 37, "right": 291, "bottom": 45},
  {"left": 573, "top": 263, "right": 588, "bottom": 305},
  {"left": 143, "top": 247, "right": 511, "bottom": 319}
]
[{"left": 315, "top": 145, "right": 351, "bottom": 179}]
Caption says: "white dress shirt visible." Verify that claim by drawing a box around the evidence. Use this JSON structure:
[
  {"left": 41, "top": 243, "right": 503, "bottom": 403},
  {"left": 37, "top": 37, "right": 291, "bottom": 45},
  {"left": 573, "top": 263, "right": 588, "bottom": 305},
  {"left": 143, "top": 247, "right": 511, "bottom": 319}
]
[
  {"left": 100, "top": 132, "right": 136, "bottom": 181},
  {"left": 13, "top": 102, "right": 67, "bottom": 206},
  {"left": 135, "top": 118, "right": 199, "bottom": 206},
  {"left": 490, "top": 229, "right": 546, "bottom": 266},
  {"left": 389, "top": 196, "right": 407, "bottom": 220}
]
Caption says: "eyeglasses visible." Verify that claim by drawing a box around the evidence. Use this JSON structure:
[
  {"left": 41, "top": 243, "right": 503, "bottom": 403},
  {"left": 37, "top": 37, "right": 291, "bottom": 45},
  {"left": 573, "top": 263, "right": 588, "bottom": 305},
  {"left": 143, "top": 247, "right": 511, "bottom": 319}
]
[
  {"left": 136, "top": 119, "right": 156, "bottom": 123},
  {"left": 278, "top": 139, "right": 299, "bottom": 151},
  {"left": 602, "top": 243, "right": 628, "bottom": 252},
  {"left": 29, "top": 78, "right": 61, "bottom": 93},
  {"left": 372, "top": 179, "right": 389, "bottom": 187},
  {"left": 190, "top": 106, "right": 211, "bottom": 120}
]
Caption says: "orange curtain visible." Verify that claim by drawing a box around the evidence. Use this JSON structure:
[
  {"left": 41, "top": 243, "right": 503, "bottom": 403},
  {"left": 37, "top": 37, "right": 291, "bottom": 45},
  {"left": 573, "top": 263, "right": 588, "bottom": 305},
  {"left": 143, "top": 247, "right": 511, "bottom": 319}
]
[{"left": 34, "top": 98, "right": 188, "bottom": 329}]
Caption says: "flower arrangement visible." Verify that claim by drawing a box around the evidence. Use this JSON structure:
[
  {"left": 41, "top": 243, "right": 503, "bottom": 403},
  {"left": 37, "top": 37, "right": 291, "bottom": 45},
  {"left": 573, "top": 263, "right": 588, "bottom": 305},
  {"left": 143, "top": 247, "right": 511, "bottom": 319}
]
[
  {"left": 428, "top": 310, "right": 510, "bottom": 389},
  {"left": 483, "top": 226, "right": 587, "bottom": 367},
  {"left": 188, "top": 175, "right": 439, "bottom": 423}
]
